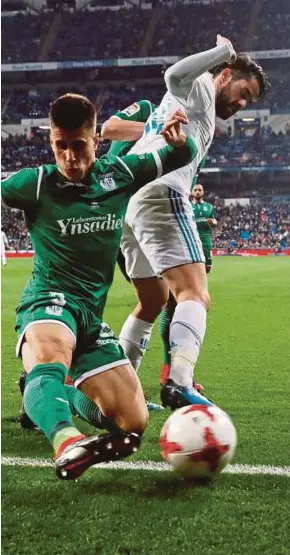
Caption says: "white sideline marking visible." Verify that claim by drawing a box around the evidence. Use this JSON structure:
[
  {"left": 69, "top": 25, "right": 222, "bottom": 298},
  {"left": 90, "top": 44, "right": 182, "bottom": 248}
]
[{"left": 2, "top": 457, "right": 290, "bottom": 477}]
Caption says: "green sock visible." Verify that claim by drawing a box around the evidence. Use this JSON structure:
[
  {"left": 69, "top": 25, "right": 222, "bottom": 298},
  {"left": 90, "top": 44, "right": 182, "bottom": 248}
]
[
  {"left": 53, "top": 427, "right": 83, "bottom": 454},
  {"left": 23, "top": 363, "right": 81, "bottom": 447},
  {"left": 160, "top": 292, "right": 177, "bottom": 365},
  {"left": 64, "top": 385, "right": 117, "bottom": 432}
]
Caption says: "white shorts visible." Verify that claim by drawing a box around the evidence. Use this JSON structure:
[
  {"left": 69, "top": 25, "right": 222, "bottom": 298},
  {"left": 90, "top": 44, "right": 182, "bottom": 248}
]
[{"left": 121, "top": 183, "right": 205, "bottom": 279}]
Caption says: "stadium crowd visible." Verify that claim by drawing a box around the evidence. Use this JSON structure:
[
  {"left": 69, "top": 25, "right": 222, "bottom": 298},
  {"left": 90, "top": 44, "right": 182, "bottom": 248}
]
[
  {"left": 3, "top": 74, "right": 290, "bottom": 125},
  {"left": 1, "top": 12, "right": 53, "bottom": 63},
  {"left": 1, "top": 0, "right": 290, "bottom": 64},
  {"left": 213, "top": 203, "right": 290, "bottom": 249},
  {"left": 2, "top": 127, "right": 290, "bottom": 172},
  {"left": 206, "top": 129, "right": 290, "bottom": 168},
  {"left": 2, "top": 198, "right": 289, "bottom": 252},
  {"left": 1, "top": 206, "right": 32, "bottom": 251}
]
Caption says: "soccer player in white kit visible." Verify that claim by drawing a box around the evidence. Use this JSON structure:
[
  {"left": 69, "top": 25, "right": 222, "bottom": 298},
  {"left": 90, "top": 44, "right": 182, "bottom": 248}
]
[
  {"left": 118, "top": 35, "right": 269, "bottom": 409},
  {"left": 1, "top": 229, "right": 8, "bottom": 266}
]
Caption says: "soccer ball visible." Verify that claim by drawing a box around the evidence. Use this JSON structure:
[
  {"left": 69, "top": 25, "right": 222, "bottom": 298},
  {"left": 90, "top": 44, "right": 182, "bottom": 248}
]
[{"left": 160, "top": 404, "right": 237, "bottom": 479}]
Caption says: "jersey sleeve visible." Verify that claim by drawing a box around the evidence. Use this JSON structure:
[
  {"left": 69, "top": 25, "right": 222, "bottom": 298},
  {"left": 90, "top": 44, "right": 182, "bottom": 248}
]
[
  {"left": 113, "top": 100, "right": 157, "bottom": 123},
  {"left": 209, "top": 204, "right": 215, "bottom": 219},
  {"left": 1, "top": 167, "right": 41, "bottom": 210},
  {"left": 114, "top": 136, "right": 197, "bottom": 189},
  {"left": 164, "top": 44, "right": 236, "bottom": 102}
]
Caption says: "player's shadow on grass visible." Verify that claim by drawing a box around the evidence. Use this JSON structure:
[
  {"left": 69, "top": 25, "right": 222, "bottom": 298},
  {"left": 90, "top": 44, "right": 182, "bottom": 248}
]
[
  {"left": 141, "top": 474, "right": 214, "bottom": 499},
  {"left": 78, "top": 470, "right": 214, "bottom": 500}
]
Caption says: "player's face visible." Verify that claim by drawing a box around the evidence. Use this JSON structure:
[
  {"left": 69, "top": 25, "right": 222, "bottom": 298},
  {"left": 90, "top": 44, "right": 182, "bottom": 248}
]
[
  {"left": 50, "top": 124, "right": 98, "bottom": 181},
  {"left": 216, "top": 73, "right": 261, "bottom": 120},
  {"left": 192, "top": 185, "right": 204, "bottom": 200}
]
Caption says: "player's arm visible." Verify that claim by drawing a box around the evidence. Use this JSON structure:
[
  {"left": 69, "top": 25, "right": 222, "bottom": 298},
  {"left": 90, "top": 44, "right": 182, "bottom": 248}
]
[
  {"left": 1, "top": 167, "right": 40, "bottom": 210},
  {"left": 101, "top": 100, "right": 155, "bottom": 142},
  {"left": 207, "top": 206, "right": 217, "bottom": 227},
  {"left": 164, "top": 34, "right": 236, "bottom": 101},
  {"left": 117, "top": 110, "right": 197, "bottom": 188}
]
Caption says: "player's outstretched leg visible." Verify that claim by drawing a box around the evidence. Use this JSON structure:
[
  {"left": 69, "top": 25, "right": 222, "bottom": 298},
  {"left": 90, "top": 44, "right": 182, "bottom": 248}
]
[
  {"left": 23, "top": 362, "right": 140, "bottom": 480},
  {"left": 159, "top": 293, "right": 205, "bottom": 392},
  {"left": 22, "top": 324, "right": 141, "bottom": 480},
  {"left": 160, "top": 263, "right": 213, "bottom": 410}
]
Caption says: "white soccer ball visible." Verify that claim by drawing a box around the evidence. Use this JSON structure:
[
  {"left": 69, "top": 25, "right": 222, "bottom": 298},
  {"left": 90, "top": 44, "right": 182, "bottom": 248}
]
[{"left": 160, "top": 404, "right": 237, "bottom": 479}]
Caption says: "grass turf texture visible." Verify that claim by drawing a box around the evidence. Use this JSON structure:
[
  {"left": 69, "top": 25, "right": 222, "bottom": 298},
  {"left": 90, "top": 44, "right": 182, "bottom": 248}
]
[{"left": 2, "top": 257, "right": 290, "bottom": 554}]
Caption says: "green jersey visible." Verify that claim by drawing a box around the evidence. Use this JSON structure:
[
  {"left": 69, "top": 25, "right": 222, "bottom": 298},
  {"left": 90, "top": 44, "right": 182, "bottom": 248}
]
[
  {"left": 108, "top": 100, "right": 157, "bottom": 157},
  {"left": 2, "top": 138, "right": 196, "bottom": 318},
  {"left": 192, "top": 200, "right": 215, "bottom": 246}
]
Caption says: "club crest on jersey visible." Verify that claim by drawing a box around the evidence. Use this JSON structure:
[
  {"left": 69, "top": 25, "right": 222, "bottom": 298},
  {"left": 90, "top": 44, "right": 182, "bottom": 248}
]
[
  {"left": 90, "top": 201, "right": 100, "bottom": 210},
  {"left": 100, "top": 173, "right": 117, "bottom": 192}
]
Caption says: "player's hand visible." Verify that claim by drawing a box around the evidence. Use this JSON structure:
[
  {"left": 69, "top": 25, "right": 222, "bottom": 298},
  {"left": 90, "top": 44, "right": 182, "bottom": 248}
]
[
  {"left": 207, "top": 218, "right": 217, "bottom": 227},
  {"left": 216, "top": 34, "right": 236, "bottom": 62},
  {"left": 160, "top": 110, "right": 189, "bottom": 148}
]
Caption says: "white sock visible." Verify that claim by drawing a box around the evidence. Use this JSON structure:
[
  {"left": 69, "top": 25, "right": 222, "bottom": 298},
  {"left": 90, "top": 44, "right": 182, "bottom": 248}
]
[
  {"left": 169, "top": 300, "right": 207, "bottom": 387},
  {"left": 119, "top": 314, "right": 154, "bottom": 372}
]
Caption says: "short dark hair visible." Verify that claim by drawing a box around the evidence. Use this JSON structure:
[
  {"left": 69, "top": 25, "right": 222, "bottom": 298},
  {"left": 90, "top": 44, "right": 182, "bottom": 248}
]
[
  {"left": 49, "top": 93, "right": 96, "bottom": 131},
  {"left": 213, "top": 53, "right": 271, "bottom": 98}
]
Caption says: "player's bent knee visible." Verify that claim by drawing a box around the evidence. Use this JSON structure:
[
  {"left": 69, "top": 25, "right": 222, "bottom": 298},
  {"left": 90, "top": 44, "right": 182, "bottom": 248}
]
[
  {"left": 175, "top": 289, "right": 210, "bottom": 311},
  {"left": 117, "top": 403, "right": 149, "bottom": 436}
]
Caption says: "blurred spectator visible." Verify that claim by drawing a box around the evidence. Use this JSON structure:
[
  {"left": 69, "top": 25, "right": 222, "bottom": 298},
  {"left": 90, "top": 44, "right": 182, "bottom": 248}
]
[
  {"left": 2, "top": 201, "right": 289, "bottom": 252},
  {"left": 206, "top": 129, "right": 290, "bottom": 168},
  {"left": 1, "top": 206, "right": 32, "bottom": 251},
  {"left": 2, "top": 126, "right": 290, "bottom": 172},
  {"left": 213, "top": 203, "right": 290, "bottom": 249},
  {"left": 4, "top": 75, "right": 290, "bottom": 125},
  {"left": 2, "top": 0, "right": 290, "bottom": 64},
  {"left": 251, "top": 0, "right": 290, "bottom": 50},
  {"left": 150, "top": 1, "right": 249, "bottom": 56},
  {"left": 1, "top": 132, "right": 52, "bottom": 171},
  {"left": 1, "top": 12, "right": 53, "bottom": 63},
  {"left": 49, "top": 8, "right": 150, "bottom": 61}
]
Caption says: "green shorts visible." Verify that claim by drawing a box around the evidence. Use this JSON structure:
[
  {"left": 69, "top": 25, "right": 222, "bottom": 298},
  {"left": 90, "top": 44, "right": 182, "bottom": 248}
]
[{"left": 16, "top": 291, "right": 128, "bottom": 387}]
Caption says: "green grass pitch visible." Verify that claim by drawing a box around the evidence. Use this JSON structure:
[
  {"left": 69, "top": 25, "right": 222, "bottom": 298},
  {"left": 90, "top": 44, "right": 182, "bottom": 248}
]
[{"left": 2, "top": 257, "right": 290, "bottom": 554}]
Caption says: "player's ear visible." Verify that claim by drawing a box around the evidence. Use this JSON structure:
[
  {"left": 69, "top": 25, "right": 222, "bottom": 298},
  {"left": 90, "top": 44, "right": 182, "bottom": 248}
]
[
  {"left": 49, "top": 133, "right": 54, "bottom": 150},
  {"left": 221, "top": 67, "right": 232, "bottom": 85},
  {"left": 94, "top": 133, "right": 99, "bottom": 151}
]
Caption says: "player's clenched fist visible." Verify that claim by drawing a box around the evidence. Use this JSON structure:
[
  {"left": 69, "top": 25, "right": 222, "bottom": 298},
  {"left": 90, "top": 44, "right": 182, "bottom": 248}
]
[
  {"left": 216, "top": 34, "right": 236, "bottom": 63},
  {"left": 160, "top": 109, "right": 189, "bottom": 148}
]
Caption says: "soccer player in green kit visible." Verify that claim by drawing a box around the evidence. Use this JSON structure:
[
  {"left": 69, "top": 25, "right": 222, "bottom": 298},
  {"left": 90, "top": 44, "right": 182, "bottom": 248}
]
[
  {"left": 18, "top": 97, "right": 160, "bottom": 428},
  {"left": 2, "top": 93, "right": 198, "bottom": 480},
  {"left": 191, "top": 183, "right": 217, "bottom": 274}
]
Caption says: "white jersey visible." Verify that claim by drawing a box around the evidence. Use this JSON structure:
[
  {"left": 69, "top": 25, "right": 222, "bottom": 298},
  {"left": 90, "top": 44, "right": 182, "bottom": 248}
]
[
  {"left": 129, "top": 43, "right": 235, "bottom": 196},
  {"left": 129, "top": 73, "right": 215, "bottom": 195}
]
